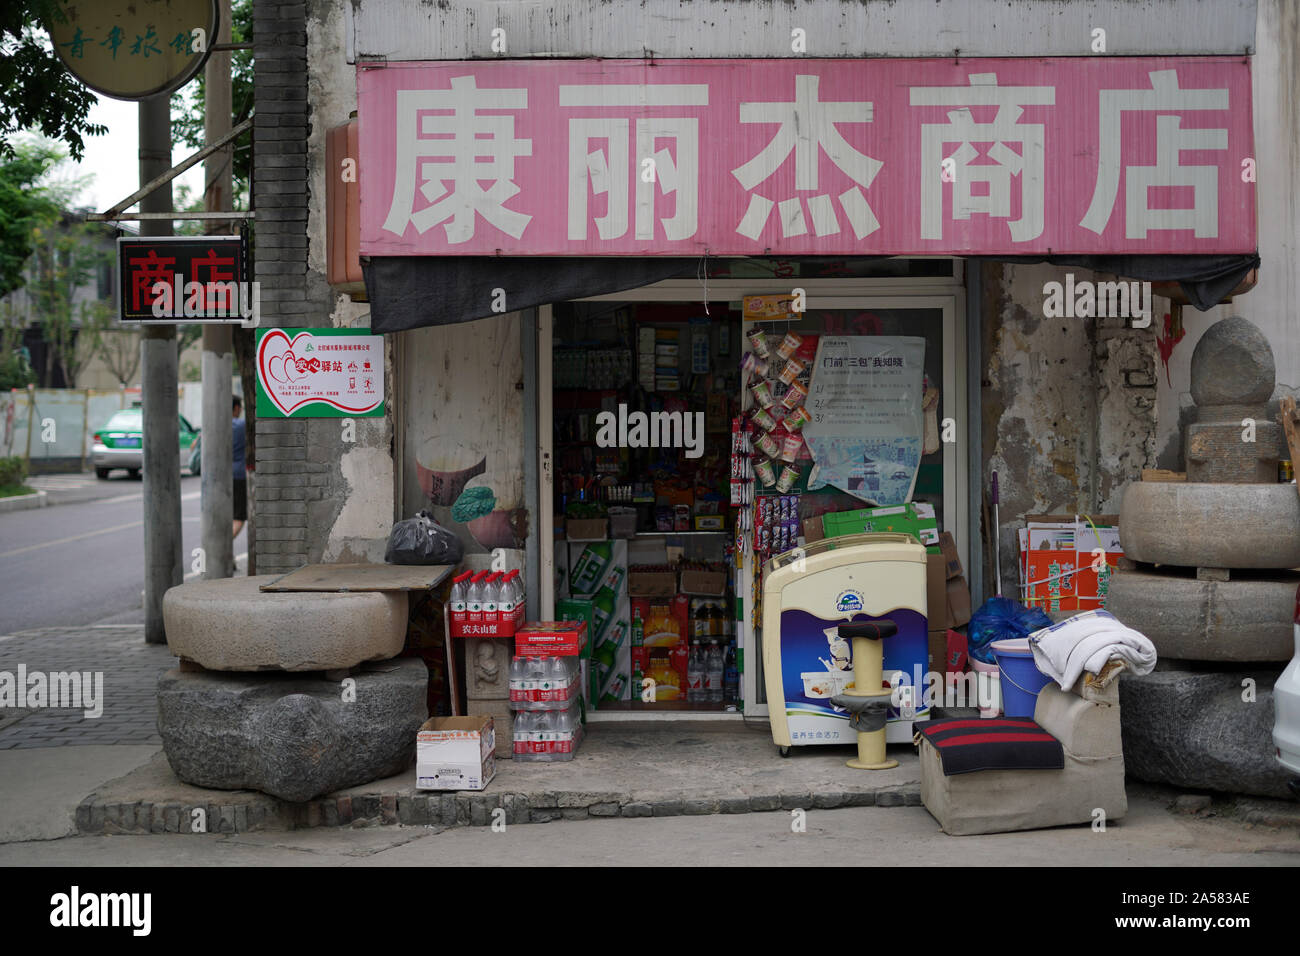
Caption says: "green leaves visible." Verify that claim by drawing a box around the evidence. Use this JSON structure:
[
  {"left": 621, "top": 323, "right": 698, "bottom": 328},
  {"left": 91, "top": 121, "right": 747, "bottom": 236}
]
[{"left": 0, "top": 1, "right": 107, "bottom": 163}]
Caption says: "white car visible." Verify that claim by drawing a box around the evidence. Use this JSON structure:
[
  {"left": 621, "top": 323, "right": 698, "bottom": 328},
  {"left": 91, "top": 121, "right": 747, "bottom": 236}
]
[{"left": 1273, "top": 581, "right": 1300, "bottom": 796}]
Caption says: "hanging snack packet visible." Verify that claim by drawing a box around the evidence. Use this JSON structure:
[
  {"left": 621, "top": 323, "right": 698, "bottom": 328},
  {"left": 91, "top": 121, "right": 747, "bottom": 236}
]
[
  {"left": 777, "top": 356, "right": 805, "bottom": 385},
  {"left": 781, "top": 379, "right": 809, "bottom": 410},
  {"left": 782, "top": 406, "right": 811, "bottom": 432},
  {"left": 776, "top": 464, "right": 800, "bottom": 493},
  {"left": 776, "top": 331, "right": 803, "bottom": 360},
  {"left": 751, "top": 407, "right": 779, "bottom": 432},
  {"left": 741, "top": 351, "right": 769, "bottom": 380}
]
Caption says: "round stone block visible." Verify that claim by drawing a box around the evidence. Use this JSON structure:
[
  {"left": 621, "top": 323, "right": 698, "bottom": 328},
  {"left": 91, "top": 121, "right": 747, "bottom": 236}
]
[
  {"left": 1119, "top": 481, "right": 1300, "bottom": 569},
  {"left": 163, "top": 575, "right": 407, "bottom": 671},
  {"left": 1107, "top": 568, "right": 1297, "bottom": 663},
  {"left": 1119, "top": 668, "right": 1292, "bottom": 799},
  {"left": 1189, "top": 316, "right": 1275, "bottom": 407},
  {"left": 157, "top": 658, "right": 428, "bottom": 802}
]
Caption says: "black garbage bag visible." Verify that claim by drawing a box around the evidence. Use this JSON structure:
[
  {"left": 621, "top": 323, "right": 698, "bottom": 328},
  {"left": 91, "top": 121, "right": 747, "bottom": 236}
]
[{"left": 385, "top": 510, "right": 464, "bottom": 565}]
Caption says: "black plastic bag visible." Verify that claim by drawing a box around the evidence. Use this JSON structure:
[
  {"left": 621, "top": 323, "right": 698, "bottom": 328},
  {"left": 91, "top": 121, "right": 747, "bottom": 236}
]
[{"left": 385, "top": 510, "right": 464, "bottom": 565}]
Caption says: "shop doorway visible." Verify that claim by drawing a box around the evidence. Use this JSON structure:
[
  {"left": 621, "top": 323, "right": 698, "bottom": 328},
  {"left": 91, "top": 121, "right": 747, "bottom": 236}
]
[{"left": 538, "top": 267, "right": 966, "bottom": 722}]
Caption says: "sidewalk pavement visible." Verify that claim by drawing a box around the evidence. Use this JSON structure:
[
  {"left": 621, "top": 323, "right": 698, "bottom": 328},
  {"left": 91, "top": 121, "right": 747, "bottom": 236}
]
[
  {"left": 4, "top": 616, "right": 1300, "bottom": 845},
  {"left": 24, "top": 472, "right": 200, "bottom": 509}
]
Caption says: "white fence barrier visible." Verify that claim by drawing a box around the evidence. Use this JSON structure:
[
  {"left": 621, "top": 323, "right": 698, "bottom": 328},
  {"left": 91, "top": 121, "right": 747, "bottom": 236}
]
[{"left": 1, "top": 384, "right": 211, "bottom": 472}]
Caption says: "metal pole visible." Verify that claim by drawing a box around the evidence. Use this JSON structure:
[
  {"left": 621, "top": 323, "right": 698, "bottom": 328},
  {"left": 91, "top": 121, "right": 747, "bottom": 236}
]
[
  {"left": 140, "top": 94, "right": 182, "bottom": 644},
  {"left": 201, "top": 0, "right": 234, "bottom": 579}
]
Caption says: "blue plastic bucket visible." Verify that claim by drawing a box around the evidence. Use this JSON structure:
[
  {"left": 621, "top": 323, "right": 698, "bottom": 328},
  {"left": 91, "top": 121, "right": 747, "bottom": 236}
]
[{"left": 991, "top": 638, "right": 1052, "bottom": 718}]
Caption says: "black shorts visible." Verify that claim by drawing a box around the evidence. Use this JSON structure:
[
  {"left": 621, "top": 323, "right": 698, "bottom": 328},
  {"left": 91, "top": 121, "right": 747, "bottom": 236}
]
[{"left": 233, "top": 478, "right": 248, "bottom": 521}]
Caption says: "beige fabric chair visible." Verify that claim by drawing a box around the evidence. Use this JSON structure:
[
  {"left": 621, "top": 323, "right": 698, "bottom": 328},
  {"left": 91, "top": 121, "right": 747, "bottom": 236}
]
[{"left": 918, "top": 661, "right": 1128, "bottom": 835}]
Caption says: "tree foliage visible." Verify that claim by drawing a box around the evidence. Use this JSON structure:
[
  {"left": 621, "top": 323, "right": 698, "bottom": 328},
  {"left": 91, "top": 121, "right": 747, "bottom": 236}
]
[
  {"left": 171, "top": 0, "right": 254, "bottom": 206},
  {"left": 0, "top": 141, "right": 63, "bottom": 297},
  {"left": 0, "top": 1, "right": 107, "bottom": 163},
  {"left": 28, "top": 213, "right": 116, "bottom": 388}
]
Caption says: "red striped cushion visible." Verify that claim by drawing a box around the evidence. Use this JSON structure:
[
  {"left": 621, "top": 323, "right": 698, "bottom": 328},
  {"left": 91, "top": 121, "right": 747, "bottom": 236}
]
[{"left": 917, "top": 717, "right": 1064, "bottom": 775}]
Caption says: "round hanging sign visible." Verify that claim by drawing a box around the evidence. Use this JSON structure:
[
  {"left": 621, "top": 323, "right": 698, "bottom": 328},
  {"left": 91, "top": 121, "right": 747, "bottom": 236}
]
[{"left": 45, "top": 0, "right": 220, "bottom": 101}]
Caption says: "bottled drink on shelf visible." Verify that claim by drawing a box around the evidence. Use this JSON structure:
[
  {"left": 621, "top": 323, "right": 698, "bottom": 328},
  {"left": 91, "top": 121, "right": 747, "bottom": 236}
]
[
  {"left": 706, "top": 640, "right": 724, "bottom": 704},
  {"left": 687, "top": 643, "right": 704, "bottom": 703},
  {"left": 466, "top": 571, "right": 488, "bottom": 624},
  {"left": 723, "top": 641, "right": 739, "bottom": 708},
  {"left": 482, "top": 572, "right": 500, "bottom": 624},
  {"left": 449, "top": 571, "right": 472, "bottom": 631}
]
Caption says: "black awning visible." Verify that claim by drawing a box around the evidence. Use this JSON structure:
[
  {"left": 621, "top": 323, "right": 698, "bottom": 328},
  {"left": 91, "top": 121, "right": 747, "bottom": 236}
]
[
  {"left": 978, "top": 253, "right": 1260, "bottom": 311},
  {"left": 363, "top": 253, "right": 1260, "bottom": 332}
]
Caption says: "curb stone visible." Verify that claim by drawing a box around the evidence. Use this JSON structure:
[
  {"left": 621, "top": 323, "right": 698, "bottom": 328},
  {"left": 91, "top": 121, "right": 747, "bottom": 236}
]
[{"left": 73, "top": 786, "right": 924, "bottom": 835}]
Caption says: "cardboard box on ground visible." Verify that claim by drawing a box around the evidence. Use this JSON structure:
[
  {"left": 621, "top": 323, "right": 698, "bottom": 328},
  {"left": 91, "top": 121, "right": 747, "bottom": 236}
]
[{"left": 416, "top": 716, "right": 496, "bottom": 791}]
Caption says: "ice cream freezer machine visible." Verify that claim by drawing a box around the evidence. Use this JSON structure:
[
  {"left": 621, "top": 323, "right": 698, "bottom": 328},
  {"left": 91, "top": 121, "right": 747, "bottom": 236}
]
[{"left": 762, "top": 532, "right": 929, "bottom": 753}]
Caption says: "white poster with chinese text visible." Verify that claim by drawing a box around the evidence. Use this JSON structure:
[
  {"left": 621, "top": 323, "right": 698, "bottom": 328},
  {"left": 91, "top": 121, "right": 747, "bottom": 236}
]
[{"left": 803, "top": 336, "right": 926, "bottom": 505}]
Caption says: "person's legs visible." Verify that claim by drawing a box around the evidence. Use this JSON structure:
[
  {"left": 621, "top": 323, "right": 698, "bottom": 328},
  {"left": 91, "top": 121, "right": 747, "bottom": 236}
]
[{"left": 233, "top": 478, "right": 247, "bottom": 540}]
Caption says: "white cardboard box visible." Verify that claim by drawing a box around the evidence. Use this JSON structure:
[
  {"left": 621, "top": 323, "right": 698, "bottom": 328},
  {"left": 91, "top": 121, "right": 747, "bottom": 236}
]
[{"left": 416, "top": 716, "right": 497, "bottom": 791}]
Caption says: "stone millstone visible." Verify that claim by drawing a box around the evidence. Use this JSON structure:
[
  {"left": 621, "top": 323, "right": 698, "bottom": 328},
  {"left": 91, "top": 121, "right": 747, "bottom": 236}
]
[
  {"left": 1107, "top": 568, "right": 1297, "bottom": 663},
  {"left": 1185, "top": 420, "right": 1280, "bottom": 483},
  {"left": 1119, "top": 481, "right": 1300, "bottom": 568},
  {"left": 1189, "top": 316, "right": 1275, "bottom": 407},
  {"left": 157, "top": 658, "right": 428, "bottom": 802},
  {"left": 163, "top": 575, "right": 407, "bottom": 672},
  {"left": 1119, "top": 669, "right": 1293, "bottom": 799}
]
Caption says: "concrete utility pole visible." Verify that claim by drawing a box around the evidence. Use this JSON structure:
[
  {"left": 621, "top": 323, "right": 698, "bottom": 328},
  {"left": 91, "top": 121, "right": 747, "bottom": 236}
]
[
  {"left": 201, "top": 0, "right": 235, "bottom": 580},
  {"left": 140, "top": 93, "right": 182, "bottom": 644}
]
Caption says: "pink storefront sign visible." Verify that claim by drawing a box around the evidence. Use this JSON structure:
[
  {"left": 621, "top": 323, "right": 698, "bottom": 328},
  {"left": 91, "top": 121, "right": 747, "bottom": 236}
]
[{"left": 357, "top": 57, "right": 1255, "bottom": 257}]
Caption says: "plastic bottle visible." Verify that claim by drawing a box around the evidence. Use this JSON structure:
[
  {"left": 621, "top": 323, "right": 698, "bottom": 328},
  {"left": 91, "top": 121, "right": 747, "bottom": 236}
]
[
  {"left": 529, "top": 656, "right": 549, "bottom": 708},
  {"left": 687, "top": 643, "right": 704, "bottom": 703},
  {"left": 534, "top": 711, "right": 553, "bottom": 759},
  {"left": 482, "top": 572, "right": 500, "bottom": 626},
  {"left": 509, "top": 655, "right": 525, "bottom": 706},
  {"left": 466, "top": 571, "right": 488, "bottom": 625},
  {"left": 549, "top": 656, "right": 571, "bottom": 704},
  {"left": 706, "top": 641, "right": 724, "bottom": 704},
  {"left": 723, "top": 641, "right": 739, "bottom": 708},
  {"left": 448, "top": 571, "right": 472, "bottom": 634},
  {"left": 513, "top": 710, "right": 531, "bottom": 758}
]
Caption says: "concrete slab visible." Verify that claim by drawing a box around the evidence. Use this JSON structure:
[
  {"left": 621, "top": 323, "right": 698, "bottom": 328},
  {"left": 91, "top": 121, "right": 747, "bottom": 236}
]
[
  {"left": 75, "top": 724, "right": 923, "bottom": 834},
  {"left": 162, "top": 575, "right": 407, "bottom": 671},
  {"left": 0, "top": 745, "right": 159, "bottom": 843},
  {"left": 1119, "top": 481, "right": 1300, "bottom": 568},
  {"left": 1107, "top": 567, "right": 1298, "bottom": 662}
]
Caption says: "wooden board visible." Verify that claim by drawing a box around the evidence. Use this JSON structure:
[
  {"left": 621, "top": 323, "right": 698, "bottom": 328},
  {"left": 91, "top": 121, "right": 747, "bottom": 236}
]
[
  {"left": 260, "top": 563, "right": 455, "bottom": 593},
  {"left": 1281, "top": 397, "right": 1300, "bottom": 498},
  {"left": 1141, "top": 468, "right": 1186, "bottom": 482}
]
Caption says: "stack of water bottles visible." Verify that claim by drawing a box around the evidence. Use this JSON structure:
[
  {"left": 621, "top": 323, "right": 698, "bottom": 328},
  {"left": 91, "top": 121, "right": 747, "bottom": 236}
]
[{"left": 508, "top": 656, "right": 584, "bottom": 761}]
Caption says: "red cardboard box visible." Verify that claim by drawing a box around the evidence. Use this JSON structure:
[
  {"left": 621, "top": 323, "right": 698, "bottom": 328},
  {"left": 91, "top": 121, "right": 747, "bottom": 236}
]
[
  {"left": 630, "top": 596, "right": 690, "bottom": 702},
  {"left": 453, "top": 604, "right": 524, "bottom": 638},
  {"left": 515, "top": 621, "right": 588, "bottom": 657}
]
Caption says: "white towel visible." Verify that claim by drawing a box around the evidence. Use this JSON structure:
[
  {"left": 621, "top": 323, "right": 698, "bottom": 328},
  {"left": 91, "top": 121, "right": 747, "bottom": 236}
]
[{"left": 1028, "top": 610, "right": 1157, "bottom": 690}]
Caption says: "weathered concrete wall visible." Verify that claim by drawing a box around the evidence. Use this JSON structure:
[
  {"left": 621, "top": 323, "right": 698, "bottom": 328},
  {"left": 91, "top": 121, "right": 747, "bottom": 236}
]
[
  {"left": 398, "top": 315, "right": 527, "bottom": 557},
  {"left": 1155, "top": 0, "right": 1299, "bottom": 469},
  {"left": 981, "top": 262, "right": 1159, "bottom": 596},
  {"left": 348, "top": 0, "right": 1256, "bottom": 61},
  {"left": 253, "top": 0, "right": 395, "bottom": 575}
]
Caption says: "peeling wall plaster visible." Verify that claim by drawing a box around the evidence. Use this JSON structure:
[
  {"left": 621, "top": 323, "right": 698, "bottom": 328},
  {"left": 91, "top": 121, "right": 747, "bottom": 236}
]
[{"left": 982, "top": 262, "right": 1158, "bottom": 597}]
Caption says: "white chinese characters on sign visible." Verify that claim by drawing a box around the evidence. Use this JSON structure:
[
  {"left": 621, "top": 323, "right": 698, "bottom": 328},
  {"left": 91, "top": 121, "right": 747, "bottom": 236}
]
[
  {"left": 1081, "top": 70, "right": 1228, "bottom": 239},
  {"left": 731, "top": 75, "right": 883, "bottom": 240},
  {"left": 560, "top": 84, "right": 708, "bottom": 242},
  {"left": 368, "top": 62, "right": 1248, "bottom": 254},
  {"left": 383, "top": 75, "right": 533, "bottom": 243},
  {"left": 910, "top": 73, "right": 1055, "bottom": 242}
]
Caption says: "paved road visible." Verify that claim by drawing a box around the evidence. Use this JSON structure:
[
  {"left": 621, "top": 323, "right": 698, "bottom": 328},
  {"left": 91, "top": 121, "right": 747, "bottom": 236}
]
[
  {"left": 0, "top": 791, "right": 1296, "bottom": 867},
  {"left": 0, "top": 474, "right": 225, "bottom": 634}
]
